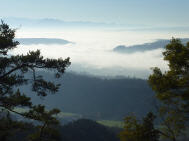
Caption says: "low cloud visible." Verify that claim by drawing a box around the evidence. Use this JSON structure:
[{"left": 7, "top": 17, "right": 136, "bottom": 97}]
[
  {"left": 12, "top": 28, "right": 188, "bottom": 78},
  {"left": 11, "top": 43, "right": 167, "bottom": 79}
]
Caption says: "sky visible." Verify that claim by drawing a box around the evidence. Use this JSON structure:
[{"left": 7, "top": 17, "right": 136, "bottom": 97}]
[{"left": 0, "top": 0, "right": 189, "bottom": 26}]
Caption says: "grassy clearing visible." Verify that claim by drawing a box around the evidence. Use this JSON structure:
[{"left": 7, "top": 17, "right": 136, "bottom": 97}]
[
  {"left": 12, "top": 108, "right": 124, "bottom": 128},
  {"left": 97, "top": 120, "right": 124, "bottom": 128},
  {"left": 57, "top": 112, "right": 81, "bottom": 118},
  {"left": 13, "top": 107, "right": 81, "bottom": 118}
]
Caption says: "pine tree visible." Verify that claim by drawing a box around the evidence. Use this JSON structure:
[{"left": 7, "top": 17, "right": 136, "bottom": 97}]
[
  {"left": 148, "top": 38, "right": 189, "bottom": 141},
  {"left": 119, "top": 112, "right": 159, "bottom": 141},
  {"left": 0, "top": 21, "right": 71, "bottom": 140}
]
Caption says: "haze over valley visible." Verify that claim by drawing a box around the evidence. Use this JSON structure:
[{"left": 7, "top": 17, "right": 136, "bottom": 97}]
[{"left": 6, "top": 18, "right": 189, "bottom": 78}]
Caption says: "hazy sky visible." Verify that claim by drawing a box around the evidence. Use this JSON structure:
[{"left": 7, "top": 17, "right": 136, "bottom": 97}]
[{"left": 1, "top": 0, "right": 189, "bottom": 26}]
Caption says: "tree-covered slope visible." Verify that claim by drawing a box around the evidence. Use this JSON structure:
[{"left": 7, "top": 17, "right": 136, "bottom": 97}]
[{"left": 19, "top": 72, "right": 155, "bottom": 120}]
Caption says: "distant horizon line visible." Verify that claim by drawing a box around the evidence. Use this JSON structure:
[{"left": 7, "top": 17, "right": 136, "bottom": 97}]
[{"left": 2, "top": 17, "right": 189, "bottom": 31}]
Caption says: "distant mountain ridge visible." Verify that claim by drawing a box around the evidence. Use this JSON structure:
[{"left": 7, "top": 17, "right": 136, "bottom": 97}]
[
  {"left": 113, "top": 38, "right": 189, "bottom": 53},
  {"left": 3, "top": 17, "right": 120, "bottom": 28},
  {"left": 16, "top": 38, "right": 72, "bottom": 45},
  {"left": 3, "top": 17, "right": 189, "bottom": 31}
]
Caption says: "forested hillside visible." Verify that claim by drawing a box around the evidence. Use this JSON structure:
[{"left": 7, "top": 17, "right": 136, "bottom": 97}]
[{"left": 19, "top": 71, "right": 155, "bottom": 120}]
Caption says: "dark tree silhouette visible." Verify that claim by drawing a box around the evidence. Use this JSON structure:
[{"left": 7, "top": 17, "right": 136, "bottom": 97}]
[
  {"left": 119, "top": 112, "right": 159, "bottom": 141},
  {"left": 0, "top": 21, "right": 70, "bottom": 140},
  {"left": 148, "top": 38, "right": 189, "bottom": 141}
]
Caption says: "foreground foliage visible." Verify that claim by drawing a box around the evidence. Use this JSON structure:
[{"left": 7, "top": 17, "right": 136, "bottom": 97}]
[
  {"left": 119, "top": 112, "right": 159, "bottom": 141},
  {"left": 148, "top": 38, "right": 189, "bottom": 141},
  {"left": 120, "top": 38, "right": 189, "bottom": 141},
  {"left": 0, "top": 21, "right": 70, "bottom": 140}
]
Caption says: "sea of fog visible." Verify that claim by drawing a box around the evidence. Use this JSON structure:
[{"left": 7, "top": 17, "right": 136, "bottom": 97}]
[{"left": 11, "top": 27, "right": 189, "bottom": 79}]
